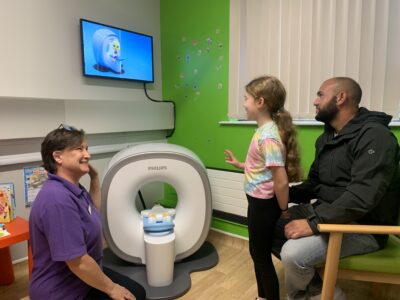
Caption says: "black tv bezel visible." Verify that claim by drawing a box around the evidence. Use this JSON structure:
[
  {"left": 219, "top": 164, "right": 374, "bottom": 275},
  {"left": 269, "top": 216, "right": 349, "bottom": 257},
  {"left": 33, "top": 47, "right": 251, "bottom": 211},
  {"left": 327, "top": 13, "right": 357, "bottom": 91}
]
[{"left": 79, "top": 18, "right": 155, "bottom": 83}]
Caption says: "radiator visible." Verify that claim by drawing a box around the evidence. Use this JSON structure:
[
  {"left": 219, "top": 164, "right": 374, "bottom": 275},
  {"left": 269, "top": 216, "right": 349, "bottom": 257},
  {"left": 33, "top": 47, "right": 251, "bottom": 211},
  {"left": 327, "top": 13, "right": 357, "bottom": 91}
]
[{"left": 206, "top": 168, "right": 247, "bottom": 218}]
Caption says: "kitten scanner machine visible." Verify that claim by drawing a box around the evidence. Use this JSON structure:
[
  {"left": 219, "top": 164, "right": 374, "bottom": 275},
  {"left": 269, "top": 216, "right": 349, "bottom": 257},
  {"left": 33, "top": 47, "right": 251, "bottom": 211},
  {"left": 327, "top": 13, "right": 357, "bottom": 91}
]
[{"left": 101, "top": 143, "right": 216, "bottom": 297}]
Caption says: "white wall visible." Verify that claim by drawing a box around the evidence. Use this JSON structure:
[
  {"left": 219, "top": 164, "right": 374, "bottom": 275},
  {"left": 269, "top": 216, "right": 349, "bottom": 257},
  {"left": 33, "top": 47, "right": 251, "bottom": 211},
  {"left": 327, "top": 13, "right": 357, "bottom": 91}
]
[
  {"left": 0, "top": 0, "right": 162, "bottom": 100},
  {"left": 0, "top": 0, "right": 173, "bottom": 139},
  {"left": 0, "top": 0, "right": 172, "bottom": 262}
]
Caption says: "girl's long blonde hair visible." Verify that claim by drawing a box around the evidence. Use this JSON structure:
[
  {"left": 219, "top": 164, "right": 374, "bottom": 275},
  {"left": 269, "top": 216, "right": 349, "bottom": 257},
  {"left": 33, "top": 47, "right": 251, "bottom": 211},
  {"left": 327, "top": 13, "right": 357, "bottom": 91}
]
[{"left": 246, "top": 75, "right": 303, "bottom": 182}]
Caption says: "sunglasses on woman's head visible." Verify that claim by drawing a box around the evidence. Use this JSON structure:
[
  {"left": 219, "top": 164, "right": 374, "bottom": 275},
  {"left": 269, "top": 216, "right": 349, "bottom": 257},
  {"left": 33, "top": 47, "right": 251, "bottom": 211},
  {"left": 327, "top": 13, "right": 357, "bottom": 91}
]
[{"left": 58, "top": 123, "right": 78, "bottom": 131}]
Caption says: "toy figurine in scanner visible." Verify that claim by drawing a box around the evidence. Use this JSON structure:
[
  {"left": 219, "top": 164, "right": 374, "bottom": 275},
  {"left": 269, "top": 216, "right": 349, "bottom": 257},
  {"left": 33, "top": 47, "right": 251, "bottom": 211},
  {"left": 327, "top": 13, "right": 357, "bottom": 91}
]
[{"left": 141, "top": 205, "right": 175, "bottom": 236}]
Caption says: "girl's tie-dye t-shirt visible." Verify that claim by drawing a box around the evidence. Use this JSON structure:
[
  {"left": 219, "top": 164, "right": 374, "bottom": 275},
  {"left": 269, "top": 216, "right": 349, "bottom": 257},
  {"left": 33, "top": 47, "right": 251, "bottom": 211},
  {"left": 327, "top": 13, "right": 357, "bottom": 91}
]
[{"left": 244, "top": 121, "right": 285, "bottom": 199}]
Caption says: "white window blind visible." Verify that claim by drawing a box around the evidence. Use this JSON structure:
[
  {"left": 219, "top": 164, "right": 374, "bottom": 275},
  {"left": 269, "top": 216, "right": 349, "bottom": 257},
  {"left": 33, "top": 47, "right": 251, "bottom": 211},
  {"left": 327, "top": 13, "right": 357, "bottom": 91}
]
[{"left": 228, "top": 0, "right": 400, "bottom": 120}]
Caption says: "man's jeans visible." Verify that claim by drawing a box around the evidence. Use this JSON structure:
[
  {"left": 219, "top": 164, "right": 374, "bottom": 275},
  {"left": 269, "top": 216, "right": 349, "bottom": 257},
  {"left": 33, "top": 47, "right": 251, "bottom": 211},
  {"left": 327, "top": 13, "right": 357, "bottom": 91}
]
[{"left": 274, "top": 203, "right": 380, "bottom": 299}]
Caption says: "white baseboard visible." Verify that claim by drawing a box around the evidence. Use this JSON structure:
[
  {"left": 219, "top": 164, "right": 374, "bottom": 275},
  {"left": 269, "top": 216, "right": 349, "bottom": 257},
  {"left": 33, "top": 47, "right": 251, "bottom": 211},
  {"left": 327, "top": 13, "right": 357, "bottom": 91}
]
[
  {"left": 210, "top": 227, "right": 249, "bottom": 241},
  {"left": 13, "top": 256, "right": 28, "bottom": 265}
]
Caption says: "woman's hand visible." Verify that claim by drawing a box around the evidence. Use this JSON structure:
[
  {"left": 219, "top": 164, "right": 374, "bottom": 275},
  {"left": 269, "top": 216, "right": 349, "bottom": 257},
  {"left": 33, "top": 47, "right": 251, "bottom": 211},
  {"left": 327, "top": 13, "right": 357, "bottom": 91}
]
[
  {"left": 67, "top": 255, "right": 137, "bottom": 300},
  {"left": 88, "top": 164, "right": 99, "bottom": 179},
  {"left": 224, "top": 149, "right": 245, "bottom": 169},
  {"left": 109, "top": 283, "right": 136, "bottom": 300},
  {"left": 88, "top": 164, "right": 101, "bottom": 210}
]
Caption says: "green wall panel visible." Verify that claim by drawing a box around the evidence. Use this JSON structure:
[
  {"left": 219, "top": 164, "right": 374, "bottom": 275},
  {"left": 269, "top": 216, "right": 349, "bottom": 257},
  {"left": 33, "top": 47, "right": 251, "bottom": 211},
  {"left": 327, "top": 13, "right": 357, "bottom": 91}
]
[{"left": 161, "top": 0, "right": 231, "bottom": 167}]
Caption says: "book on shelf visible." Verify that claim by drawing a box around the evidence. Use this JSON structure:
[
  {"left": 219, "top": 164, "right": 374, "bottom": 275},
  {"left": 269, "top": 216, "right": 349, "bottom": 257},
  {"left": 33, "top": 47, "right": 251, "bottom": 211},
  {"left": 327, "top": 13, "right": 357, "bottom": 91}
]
[{"left": 0, "top": 183, "right": 16, "bottom": 223}]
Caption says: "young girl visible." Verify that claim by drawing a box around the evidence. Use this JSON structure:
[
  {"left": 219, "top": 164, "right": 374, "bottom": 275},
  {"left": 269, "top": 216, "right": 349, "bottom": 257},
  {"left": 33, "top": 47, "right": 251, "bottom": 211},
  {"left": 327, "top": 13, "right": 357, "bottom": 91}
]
[{"left": 224, "top": 76, "right": 302, "bottom": 300}]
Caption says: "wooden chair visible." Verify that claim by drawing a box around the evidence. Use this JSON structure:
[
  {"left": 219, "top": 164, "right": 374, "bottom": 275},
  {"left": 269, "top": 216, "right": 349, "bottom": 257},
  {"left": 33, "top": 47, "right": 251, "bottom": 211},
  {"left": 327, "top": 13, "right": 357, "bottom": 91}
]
[{"left": 317, "top": 220, "right": 400, "bottom": 300}]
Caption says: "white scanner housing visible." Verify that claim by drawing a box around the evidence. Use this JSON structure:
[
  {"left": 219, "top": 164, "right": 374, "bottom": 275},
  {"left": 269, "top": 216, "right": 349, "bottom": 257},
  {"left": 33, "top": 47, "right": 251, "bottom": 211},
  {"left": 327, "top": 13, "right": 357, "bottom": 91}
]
[{"left": 101, "top": 143, "right": 212, "bottom": 264}]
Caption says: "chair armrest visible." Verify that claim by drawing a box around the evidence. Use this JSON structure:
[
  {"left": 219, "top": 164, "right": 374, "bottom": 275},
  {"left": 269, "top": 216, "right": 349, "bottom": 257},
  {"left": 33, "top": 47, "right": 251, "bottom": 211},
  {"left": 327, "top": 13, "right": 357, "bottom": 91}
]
[
  {"left": 317, "top": 224, "right": 400, "bottom": 235},
  {"left": 317, "top": 223, "right": 400, "bottom": 300}
]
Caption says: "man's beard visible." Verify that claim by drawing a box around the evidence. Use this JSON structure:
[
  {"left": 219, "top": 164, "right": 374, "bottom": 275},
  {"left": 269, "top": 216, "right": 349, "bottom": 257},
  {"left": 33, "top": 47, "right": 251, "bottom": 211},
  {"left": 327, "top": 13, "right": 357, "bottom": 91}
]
[{"left": 315, "top": 96, "right": 339, "bottom": 123}]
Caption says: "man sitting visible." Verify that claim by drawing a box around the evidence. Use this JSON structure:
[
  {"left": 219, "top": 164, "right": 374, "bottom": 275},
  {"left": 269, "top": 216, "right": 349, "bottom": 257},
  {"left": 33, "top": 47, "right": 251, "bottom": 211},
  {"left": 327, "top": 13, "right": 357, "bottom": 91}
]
[{"left": 274, "top": 77, "right": 400, "bottom": 300}]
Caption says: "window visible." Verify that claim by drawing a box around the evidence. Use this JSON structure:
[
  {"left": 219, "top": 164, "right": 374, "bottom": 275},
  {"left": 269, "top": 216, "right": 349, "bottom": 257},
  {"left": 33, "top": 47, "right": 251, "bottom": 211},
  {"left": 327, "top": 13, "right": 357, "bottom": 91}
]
[{"left": 229, "top": 0, "right": 400, "bottom": 120}]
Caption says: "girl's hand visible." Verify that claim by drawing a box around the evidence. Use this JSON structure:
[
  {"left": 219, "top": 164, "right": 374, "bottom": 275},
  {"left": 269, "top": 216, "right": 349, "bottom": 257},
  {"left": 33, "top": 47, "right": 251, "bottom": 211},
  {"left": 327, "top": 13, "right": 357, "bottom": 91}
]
[
  {"left": 224, "top": 149, "right": 236, "bottom": 164},
  {"left": 224, "top": 150, "right": 245, "bottom": 169},
  {"left": 281, "top": 210, "right": 290, "bottom": 220},
  {"left": 224, "top": 149, "right": 238, "bottom": 166}
]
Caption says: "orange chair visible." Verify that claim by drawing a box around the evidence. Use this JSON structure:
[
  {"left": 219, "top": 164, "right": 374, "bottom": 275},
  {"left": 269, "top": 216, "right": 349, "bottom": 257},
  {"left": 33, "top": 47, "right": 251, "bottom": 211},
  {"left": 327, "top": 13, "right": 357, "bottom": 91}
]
[{"left": 317, "top": 221, "right": 400, "bottom": 300}]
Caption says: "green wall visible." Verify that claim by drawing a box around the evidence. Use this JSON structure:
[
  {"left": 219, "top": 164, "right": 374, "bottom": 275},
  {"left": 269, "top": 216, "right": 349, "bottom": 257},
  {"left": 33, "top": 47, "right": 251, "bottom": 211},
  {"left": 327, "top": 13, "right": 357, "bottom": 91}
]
[
  {"left": 160, "top": 0, "right": 400, "bottom": 237},
  {"left": 160, "top": 0, "right": 232, "bottom": 166}
]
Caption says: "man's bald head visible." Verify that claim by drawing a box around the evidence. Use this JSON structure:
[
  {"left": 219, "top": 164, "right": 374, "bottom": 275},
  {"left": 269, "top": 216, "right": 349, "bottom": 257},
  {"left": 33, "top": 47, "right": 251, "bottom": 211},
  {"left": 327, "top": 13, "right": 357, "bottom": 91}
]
[{"left": 324, "top": 77, "right": 362, "bottom": 107}]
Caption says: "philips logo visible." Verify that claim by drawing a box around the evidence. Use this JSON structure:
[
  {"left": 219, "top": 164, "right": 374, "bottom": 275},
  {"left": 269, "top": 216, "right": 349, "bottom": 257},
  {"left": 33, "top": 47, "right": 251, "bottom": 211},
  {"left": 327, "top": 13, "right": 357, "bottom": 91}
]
[{"left": 148, "top": 166, "right": 168, "bottom": 171}]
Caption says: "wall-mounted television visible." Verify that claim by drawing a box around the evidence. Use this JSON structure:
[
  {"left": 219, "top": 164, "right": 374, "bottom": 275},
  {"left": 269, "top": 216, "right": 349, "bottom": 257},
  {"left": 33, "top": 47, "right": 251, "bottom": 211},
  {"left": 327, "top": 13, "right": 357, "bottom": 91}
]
[{"left": 80, "top": 19, "right": 154, "bottom": 83}]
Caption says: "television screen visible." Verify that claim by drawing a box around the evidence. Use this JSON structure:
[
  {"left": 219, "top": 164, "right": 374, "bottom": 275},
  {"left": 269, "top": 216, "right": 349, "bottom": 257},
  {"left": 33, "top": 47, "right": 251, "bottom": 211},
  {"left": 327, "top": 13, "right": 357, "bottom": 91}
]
[{"left": 80, "top": 19, "right": 154, "bottom": 82}]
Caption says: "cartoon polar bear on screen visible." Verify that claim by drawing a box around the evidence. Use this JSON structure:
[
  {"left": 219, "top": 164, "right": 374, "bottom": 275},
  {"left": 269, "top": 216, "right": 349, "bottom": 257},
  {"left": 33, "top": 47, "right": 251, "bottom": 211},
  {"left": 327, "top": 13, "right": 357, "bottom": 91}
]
[{"left": 92, "top": 29, "right": 124, "bottom": 74}]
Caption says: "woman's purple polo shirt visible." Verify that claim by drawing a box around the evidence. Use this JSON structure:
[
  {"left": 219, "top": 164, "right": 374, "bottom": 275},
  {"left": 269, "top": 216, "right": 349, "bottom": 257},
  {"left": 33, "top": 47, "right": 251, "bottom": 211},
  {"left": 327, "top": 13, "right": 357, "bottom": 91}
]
[{"left": 29, "top": 173, "right": 103, "bottom": 300}]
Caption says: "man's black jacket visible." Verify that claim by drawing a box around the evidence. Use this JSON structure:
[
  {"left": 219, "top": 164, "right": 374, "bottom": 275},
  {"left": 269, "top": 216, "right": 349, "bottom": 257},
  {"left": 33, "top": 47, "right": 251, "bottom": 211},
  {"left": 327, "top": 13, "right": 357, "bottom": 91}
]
[{"left": 290, "top": 108, "right": 400, "bottom": 247}]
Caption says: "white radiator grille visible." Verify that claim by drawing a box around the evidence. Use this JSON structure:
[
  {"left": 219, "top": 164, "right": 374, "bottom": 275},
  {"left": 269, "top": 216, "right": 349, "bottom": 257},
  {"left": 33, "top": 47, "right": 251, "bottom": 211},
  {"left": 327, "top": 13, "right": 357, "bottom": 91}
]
[{"left": 207, "top": 168, "right": 247, "bottom": 217}]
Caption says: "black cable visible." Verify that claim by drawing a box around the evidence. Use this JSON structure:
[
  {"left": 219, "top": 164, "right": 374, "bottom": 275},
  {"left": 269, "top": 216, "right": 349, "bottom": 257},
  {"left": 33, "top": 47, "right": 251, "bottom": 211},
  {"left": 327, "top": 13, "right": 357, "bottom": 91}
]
[
  {"left": 143, "top": 83, "right": 176, "bottom": 138},
  {"left": 138, "top": 190, "right": 146, "bottom": 210}
]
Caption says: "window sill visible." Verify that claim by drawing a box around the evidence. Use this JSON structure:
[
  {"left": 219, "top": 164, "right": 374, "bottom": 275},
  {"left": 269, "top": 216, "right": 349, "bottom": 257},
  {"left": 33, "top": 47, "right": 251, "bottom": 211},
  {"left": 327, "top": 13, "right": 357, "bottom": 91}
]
[{"left": 219, "top": 120, "right": 400, "bottom": 127}]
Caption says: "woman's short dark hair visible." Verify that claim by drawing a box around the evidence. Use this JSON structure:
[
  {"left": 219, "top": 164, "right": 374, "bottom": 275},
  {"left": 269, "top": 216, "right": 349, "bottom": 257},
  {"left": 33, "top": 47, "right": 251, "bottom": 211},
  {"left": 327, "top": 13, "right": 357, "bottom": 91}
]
[{"left": 41, "top": 124, "right": 86, "bottom": 174}]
